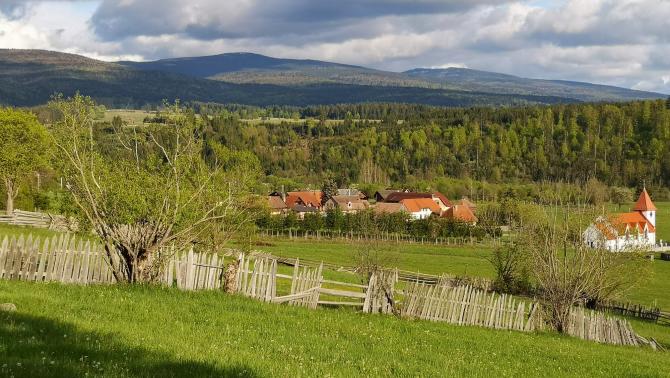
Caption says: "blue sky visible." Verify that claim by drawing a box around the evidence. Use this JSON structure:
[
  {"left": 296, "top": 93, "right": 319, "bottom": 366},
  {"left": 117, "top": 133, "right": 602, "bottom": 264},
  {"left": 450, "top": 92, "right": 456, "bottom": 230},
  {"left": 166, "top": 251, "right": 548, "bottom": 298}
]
[{"left": 1, "top": 0, "right": 669, "bottom": 94}]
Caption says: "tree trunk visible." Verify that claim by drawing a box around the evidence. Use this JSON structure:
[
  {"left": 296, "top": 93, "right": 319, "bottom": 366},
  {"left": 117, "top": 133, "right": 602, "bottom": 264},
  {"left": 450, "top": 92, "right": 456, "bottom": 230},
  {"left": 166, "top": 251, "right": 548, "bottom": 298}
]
[{"left": 4, "top": 178, "right": 17, "bottom": 214}]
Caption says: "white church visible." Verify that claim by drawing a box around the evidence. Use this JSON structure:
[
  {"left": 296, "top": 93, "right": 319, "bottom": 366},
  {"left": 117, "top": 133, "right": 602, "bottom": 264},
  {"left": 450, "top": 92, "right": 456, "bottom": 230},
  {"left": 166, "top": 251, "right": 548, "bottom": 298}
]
[{"left": 583, "top": 188, "right": 657, "bottom": 251}]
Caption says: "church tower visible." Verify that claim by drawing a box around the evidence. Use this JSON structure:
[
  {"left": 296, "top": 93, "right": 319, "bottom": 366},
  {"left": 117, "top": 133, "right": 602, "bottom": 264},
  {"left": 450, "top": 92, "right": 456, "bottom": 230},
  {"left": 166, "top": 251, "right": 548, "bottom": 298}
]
[{"left": 633, "top": 187, "right": 657, "bottom": 227}]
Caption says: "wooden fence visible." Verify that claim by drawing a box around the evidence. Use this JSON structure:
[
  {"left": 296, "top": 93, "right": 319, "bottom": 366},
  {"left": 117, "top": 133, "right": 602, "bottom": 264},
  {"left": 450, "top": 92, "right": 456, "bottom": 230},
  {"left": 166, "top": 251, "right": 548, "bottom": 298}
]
[
  {"left": 597, "top": 300, "right": 661, "bottom": 322},
  {"left": 566, "top": 307, "right": 639, "bottom": 346},
  {"left": 0, "top": 233, "right": 647, "bottom": 346},
  {"left": 401, "top": 282, "right": 542, "bottom": 332},
  {"left": 0, "top": 209, "right": 78, "bottom": 232},
  {"left": 259, "top": 228, "right": 503, "bottom": 247},
  {"left": 0, "top": 234, "right": 117, "bottom": 284}
]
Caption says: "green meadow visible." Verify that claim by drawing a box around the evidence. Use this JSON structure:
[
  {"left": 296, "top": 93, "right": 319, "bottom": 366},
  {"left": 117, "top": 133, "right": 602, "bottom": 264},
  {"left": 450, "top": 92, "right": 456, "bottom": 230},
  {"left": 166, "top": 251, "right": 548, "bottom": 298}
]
[{"left": 1, "top": 281, "right": 669, "bottom": 378}]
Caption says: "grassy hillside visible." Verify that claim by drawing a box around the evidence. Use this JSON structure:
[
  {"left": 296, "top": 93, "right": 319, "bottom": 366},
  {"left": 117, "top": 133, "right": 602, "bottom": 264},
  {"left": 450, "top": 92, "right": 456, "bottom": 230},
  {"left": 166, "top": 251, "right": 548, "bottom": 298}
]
[{"left": 1, "top": 281, "right": 668, "bottom": 377}]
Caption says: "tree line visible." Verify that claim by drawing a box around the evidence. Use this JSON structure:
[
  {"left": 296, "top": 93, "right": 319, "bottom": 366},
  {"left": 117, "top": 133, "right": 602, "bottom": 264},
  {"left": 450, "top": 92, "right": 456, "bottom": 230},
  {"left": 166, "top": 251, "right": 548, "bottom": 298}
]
[{"left": 200, "top": 99, "right": 670, "bottom": 198}]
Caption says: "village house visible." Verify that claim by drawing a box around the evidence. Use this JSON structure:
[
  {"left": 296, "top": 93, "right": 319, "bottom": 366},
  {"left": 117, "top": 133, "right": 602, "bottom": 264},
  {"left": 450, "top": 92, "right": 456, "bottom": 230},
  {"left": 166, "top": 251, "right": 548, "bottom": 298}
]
[
  {"left": 583, "top": 188, "right": 657, "bottom": 251},
  {"left": 324, "top": 195, "right": 369, "bottom": 214},
  {"left": 399, "top": 198, "right": 441, "bottom": 220},
  {"left": 442, "top": 204, "right": 478, "bottom": 224},
  {"left": 285, "top": 190, "right": 324, "bottom": 210},
  {"left": 291, "top": 204, "right": 320, "bottom": 219},
  {"left": 372, "top": 202, "right": 407, "bottom": 215},
  {"left": 267, "top": 193, "right": 288, "bottom": 215},
  {"left": 373, "top": 189, "right": 402, "bottom": 203},
  {"left": 337, "top": 188, "right": 367, "bottom": 199}
]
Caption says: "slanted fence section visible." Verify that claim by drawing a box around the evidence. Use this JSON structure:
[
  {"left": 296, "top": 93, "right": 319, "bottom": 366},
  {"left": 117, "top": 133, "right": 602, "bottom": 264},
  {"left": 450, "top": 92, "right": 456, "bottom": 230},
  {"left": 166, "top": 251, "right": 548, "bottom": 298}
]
[
  {"left": 0, "top": 234, "right": 117, "bottom": 284},
  {"left": 566, "top": 307, "right": 639, "bottom": 346},
  {"left": 171, "top": 248, "right": 225, "bottom": 291},
  {"left": 401, "top": 282, "right": 542, "bottom": 332},
  {"left": 233, "top": 254, "right": 278, "bottom": 302},
  {"left": 362, "top": 270, "right": 398, "bottom": 314}
]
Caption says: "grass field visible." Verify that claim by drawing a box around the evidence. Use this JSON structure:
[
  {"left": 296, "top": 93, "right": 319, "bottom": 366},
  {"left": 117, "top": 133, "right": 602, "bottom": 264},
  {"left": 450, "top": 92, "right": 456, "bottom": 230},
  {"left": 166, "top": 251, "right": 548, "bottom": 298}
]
[
  {"left": 102, "top": 109, "right": 154, "bottom": 126},
  {"left": 1, "top": 281, "right": 668, "bottom": 377},
  {"left": 2, "top": 221, "right": 669, "bottom": 310},
  {"left": 255, "top": 238, "right": 670, "bottom": 311}
]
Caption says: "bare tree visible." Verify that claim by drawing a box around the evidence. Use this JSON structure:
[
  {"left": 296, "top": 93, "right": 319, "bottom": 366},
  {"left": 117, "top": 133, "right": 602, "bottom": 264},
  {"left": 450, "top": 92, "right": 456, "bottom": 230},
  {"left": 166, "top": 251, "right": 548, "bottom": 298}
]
[
  {"left": 48, "top": 94, "right": 259, "bottom": 283},
  {"left": 516, "top": 201, "right": 650, "bottom": 332}
]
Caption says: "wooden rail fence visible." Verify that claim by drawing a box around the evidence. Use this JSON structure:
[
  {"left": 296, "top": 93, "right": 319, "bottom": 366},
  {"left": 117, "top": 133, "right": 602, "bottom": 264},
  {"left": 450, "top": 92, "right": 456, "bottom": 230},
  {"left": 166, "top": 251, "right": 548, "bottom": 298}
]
[
  {"left": 259, "top": 228, "right": 503, "bottom": 247},
  {"left": 0, "top": 209, "right": 78, "bottom": 232}
]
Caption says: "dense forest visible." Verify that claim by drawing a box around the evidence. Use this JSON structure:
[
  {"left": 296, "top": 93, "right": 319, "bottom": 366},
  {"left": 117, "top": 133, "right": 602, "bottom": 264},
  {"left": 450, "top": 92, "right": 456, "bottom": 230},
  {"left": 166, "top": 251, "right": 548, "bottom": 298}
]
[
  {"left": 198, "top": 99, "right": 670, "bottom": 196},
  {"left": 9, "top": 97, "right": 670, "bottom": 213}
]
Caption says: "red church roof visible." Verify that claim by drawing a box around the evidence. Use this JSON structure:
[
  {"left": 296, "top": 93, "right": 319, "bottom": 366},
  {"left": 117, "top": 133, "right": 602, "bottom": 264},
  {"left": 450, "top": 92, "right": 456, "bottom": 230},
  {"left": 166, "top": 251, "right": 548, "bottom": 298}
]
[{"left": 633, "top": 188, "right": 656, "bottom": 211}]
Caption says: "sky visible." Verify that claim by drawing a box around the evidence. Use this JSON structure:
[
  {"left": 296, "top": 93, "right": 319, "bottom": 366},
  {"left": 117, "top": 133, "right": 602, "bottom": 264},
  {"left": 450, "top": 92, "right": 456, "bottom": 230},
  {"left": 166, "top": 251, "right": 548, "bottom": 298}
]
[{"left": 1, "top": 0, "right": 669, "bottom": 94}]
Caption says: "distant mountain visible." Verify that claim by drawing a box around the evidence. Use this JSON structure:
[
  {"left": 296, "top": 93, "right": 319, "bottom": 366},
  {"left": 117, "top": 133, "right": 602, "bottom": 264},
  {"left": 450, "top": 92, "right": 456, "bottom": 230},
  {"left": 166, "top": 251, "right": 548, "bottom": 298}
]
[
  {"left": 120, "top": 52, "right": 435, "bottom": 87},
  {"left": 121, "top": 53, "right": 665, "bottom": 102},
  {"left": 404, "top": 67, "right": 663, "bottom": 102},
  {"left": 0, "top": 49, "right": 664, "bottom": 108}
]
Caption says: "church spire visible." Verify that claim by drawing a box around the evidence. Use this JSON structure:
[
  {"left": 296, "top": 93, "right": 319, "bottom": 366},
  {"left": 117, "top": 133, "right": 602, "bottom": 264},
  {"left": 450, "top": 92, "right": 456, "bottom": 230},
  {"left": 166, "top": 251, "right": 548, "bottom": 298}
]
[{"left": 633, "top": 187, "right": 656, "bottom": 211}]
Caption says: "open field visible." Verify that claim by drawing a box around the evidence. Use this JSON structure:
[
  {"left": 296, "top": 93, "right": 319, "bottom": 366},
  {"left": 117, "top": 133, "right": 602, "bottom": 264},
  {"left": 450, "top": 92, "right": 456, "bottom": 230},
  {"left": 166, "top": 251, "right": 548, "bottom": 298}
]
[
  {"left": 257, "top": 239, "right": 495, "bottom": 278},
  {"left": 1, "top": 281, "right": 669, "bottom": 377},
  {"left": 101, "top": 109, "right": 154, "bottom": 126},
  {"left": 1, "top": 221, "right": 669, "bottom": 310},
  {"left": 255, "top": 238, "right": 670, "bottom": 311}
]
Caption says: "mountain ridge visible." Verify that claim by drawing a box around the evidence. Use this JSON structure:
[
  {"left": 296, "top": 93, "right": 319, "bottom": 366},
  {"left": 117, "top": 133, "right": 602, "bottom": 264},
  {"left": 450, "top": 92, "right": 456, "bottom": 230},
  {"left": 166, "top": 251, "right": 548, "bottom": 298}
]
[{"left": 0, "top": 49, "right": 665, "bottom": 108}]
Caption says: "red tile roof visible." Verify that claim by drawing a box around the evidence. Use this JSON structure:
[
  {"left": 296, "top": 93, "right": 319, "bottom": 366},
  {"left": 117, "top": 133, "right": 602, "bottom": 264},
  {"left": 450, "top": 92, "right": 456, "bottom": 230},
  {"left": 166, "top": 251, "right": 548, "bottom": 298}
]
[
  {"left": 399, "top": 198, "right": 441, "bottom": 214},
  {"left": 596, "top": 212, "right": 656, "bottom": 240},
  {"left": 286, "top": 191, "right": 323, "bottom": 208},
  {"left": 432, "top": 192, "right": 452, "bottom": 207},
  {"left": 633, "top": 188, "right": 656, "bottom": 211},
  {"left": 443, "top": 205, "right": 478, "bottom": 223},
  {"left": 268, "top": 195, "right": 287, "bottom": 210}
]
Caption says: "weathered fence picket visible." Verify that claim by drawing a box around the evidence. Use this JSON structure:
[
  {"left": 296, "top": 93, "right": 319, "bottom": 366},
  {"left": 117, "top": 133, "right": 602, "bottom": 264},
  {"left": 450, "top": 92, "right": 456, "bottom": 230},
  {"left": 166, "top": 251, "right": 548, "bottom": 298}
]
[{"left": 401, "top": 282, "right": 541, "bottom": 333}]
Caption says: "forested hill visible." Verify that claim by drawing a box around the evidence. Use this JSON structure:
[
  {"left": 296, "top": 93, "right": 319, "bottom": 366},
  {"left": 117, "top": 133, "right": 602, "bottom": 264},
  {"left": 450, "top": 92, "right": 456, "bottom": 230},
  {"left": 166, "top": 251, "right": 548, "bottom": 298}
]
[
  {"left": 404, "top": 68, "right": 663, "bottom": 103},
  {"left": 198, "top": 99, "right": 670, "bottom": 193},
  {"left": 120, "top": 52, "right": 665, "bottom": 103},
  {"left": 0, "top": 49, "right": 569, "bottom": 107},
  {"left": 0, "top": 49, "right": 664, "bottom": 107}
]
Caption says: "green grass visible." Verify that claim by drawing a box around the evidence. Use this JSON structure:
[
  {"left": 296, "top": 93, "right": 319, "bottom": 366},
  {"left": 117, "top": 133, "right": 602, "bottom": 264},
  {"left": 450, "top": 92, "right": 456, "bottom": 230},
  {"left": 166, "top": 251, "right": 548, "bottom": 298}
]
[
  {"left": 0, "top": 224, "right": 66, "bottom": 240},
  {"left": 256, "top": 239, "right": 495, "bottom": 278},
  {"left": 1, "top": 281, "right": 668, "bottom": 377}
]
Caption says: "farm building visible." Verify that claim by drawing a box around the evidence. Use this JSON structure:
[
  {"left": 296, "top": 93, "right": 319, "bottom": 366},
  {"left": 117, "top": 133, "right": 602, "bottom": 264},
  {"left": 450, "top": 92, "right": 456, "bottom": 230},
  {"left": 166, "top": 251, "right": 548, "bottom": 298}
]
[
  {"left": 583, "top": 188, "right": 657, "bottom": 251},
  {"left": 285, "top": 191, "right": 324, "bottom": 210},
  {"left": 324, "top": 195, "right": 369, "bottom": 213},
  {"left": 373, "top": 189, "right": 402, "bottom": 202},
  {"left": 372, "top": 202, "right": 407, "bottom": 215},
  {"left": 399, "top": 198, "right": 441, "bottom": 220},
  {"left": 267, "top": 194, "right": 288, "bottom": 215},
  {"left": 442, "top": 204, "right": 478, "bottom": 224}
]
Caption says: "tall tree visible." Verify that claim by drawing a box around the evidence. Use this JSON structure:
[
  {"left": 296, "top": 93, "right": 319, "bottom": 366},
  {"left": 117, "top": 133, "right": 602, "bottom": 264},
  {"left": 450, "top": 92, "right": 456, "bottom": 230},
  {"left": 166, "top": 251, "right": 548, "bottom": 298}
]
[
  {"left": 0, "top": 108, "right": 50, "bottom": 213},
  {"left": 48, "top": 94, "right": 258, "bottom": 283},
  {"left": 321, "top": 175, "right": 338, "bottom": 205}
]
